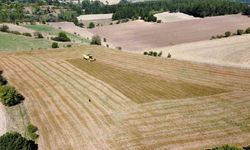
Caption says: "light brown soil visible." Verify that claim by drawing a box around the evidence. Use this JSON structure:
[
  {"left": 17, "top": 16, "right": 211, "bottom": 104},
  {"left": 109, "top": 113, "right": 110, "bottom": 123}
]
[
  {"left": 154, "top": 12, "right": 199, "bottom": 23},
  {"left": 153, "top": 34, "right": 250, "bottom": 69},
  {"left": 90, "top": 14, "right": 250, "bottom": 51},
  {"left": 1, "top": 46, "right": 250, "bottom": 149},
  {"left": 0, "top": 104, "right": 7, "bottom": 136}
]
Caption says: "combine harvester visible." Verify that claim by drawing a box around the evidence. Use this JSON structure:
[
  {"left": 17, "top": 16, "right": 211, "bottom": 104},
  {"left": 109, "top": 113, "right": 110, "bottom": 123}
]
[{"left": 83, "top": 54, "right": 96, "bottom": 62}]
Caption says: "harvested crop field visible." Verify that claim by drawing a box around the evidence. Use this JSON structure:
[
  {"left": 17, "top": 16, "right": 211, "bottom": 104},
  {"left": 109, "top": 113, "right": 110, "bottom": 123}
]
[
  {"left": 1, "top": 46, "right": 250, "bottom": 149},
  {"left": 90, "top": 14, "right": 250, "bottom": 51},
  {"left": 69, "top": 59, "right": 226, "bottom": 103},
  {"left": 153, "top": 34, "right": 250, "bottom": 69}
]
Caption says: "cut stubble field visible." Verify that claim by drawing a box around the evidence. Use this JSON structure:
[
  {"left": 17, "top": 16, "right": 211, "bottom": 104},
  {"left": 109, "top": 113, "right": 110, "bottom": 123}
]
[{"left": 1, "top": 46, "right": 250, "bottom": 149}]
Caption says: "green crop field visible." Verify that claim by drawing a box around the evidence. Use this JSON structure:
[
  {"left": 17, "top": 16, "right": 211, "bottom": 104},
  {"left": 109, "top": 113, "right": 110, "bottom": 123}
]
[
  {"left": 0, "top": 32, "right": 51, "bottom": 51},
  {"left": 23, "top": 25, "right": 90, "bottom": 44}
]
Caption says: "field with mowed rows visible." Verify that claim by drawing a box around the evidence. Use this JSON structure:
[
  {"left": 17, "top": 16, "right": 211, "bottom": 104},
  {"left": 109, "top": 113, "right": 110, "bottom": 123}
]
[{"left": 1, "top": 46, "right": 250, "bottom": 149}]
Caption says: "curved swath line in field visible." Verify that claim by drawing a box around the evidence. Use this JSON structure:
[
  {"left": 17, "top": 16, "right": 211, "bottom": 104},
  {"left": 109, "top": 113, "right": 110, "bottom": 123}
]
[
  {"left": 0, "top": 60, "right": 51, "bottom": 149},
  {"left": 56, "top": 61, "right": 137, "bottom": 111},
  {"left": 34, "top": 61, "right": 112, "bottom": 130},
  {"left": 59, "top": 62, "right": 136, "bottom": 109},
  {"left": 18, "top": 57, "right": 115, "bottom": 149},
  {"left": 45, "top": 61, "right": 119, "bottom": 115},
  {"left": 3, "top": 57, "right": 78, "bottom": 149},
  {"left": 11, "top": 57, "right": 105, "bottom": 149},
  {"left": 5, "top": 57, "right": 86, "bottom": 149},
  {"left": 0, "top": 59, "right": 61, "bottom": 149},
  {"left": 25, "top": 55, "right": 131, "bottom": 111}
]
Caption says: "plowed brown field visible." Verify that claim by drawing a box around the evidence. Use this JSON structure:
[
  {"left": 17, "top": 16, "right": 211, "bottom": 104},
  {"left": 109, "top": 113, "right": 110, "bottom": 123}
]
[
  {"left": 1, "top": 46, "right": 250, "bottom": 149},
  {"left": 90, "top": 14, "right": 250, "bottom": 51}
]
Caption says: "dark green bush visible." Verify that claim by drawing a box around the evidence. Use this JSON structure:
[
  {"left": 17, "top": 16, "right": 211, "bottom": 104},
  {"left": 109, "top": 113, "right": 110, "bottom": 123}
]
[
  {"left": 153, "top": 51, "right": 157, "bottom": 56},
  {"left": 158, "top": 51, "right": 162, "bottom": 57},
  {"left": 167, "top": 53, "right": 171, "bottom": 58},
  {"left": 88, "top": 22, "right": 95, "bottom": 29},
  {"left": 52, "top": 42, "right": 59, "bottom": 48},
  {"left": 22, "top": 33, "right": 32, "bottom": 37},
  {"left": 66, "top": 44, "right": 72, "bottom": 48},
  {"left": 0, "top": 132, "right": 38, "bottom": 150},
  {"left": 0, "top": 85, "right": 24, "bottom": 106},
  {"left": 143, "top": 51, "right": 148, "bottom": 55},
  {"left": 52, "top": 32, "right": 70, "bottom": 42},
  {"left": 237, "top": 29, "right": 244, "bottom": 35},
  {"left": 225, "top": 31, "right": 231, "bottom": 37},
  {"left": 9, "top": 31, "right": 21, "bottom": 35},
  {"left": 245, "top": 27, "right": 250, "bottom": 34},
  {"left": 212, "top": 144, "right": 242, "bottom": 150},
  {"left": 0, "top": 25, "right": 9, "bottom": 32},
  {"left": 91, "top": 35, "right": 101, "bottom": 45},
  {"left": 34, "top": 32, "right": 43, "bottom": 38},
  {"left": 0, "top": 71, "right": 7, "bottom": 86},
  {"left": 27, "top": 124, "right": 39, "bottom": 140},
  {"left": 156, "top": 20, "right": 162, "bottom": 23}
]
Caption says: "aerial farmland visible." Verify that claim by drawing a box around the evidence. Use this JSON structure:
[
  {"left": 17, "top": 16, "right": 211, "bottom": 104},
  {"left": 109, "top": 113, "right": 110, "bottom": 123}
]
[{"left": 0, "top": 0, "right": 250, "bottom": 150}]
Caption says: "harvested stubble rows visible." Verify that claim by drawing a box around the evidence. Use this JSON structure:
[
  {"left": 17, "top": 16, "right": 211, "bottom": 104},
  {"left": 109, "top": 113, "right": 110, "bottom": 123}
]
[{"left": 1, "top": 46, "right": 250, "bottom": 149}]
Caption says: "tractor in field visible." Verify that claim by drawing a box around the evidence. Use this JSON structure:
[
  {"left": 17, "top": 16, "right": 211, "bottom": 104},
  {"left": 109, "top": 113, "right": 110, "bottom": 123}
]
[{"left": 82, "top": 54, "right": 96, "bottom": 62}]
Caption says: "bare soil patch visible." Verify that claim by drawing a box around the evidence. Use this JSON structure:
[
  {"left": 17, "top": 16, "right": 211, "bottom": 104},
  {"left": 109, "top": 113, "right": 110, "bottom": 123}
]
[
  {"left": 0, "top": 104, "right": 7, "bottom": 136},
  {"left": 154, "top": 11, "right": 199, "bottom": 23},
  {"left": 90, "top": 14, "right": 250, "bottom": 51}
]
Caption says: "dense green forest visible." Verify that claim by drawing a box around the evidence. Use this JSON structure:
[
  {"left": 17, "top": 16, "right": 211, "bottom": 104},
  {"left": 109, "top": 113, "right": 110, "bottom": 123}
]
[
  {"left": 81, "top": 0, "right": 250, "bottom": 21},
  {"left": 0, "top": 0, "right": 249, "bottom": 23}
]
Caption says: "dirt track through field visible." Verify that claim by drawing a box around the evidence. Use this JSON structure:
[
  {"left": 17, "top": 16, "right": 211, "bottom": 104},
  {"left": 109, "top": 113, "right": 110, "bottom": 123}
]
[
  {"left": 1, "top": 47, "right": 250, "bottom": 149},
  {"left": 90, "top": 14, "right": 250, "bottom": 51}
]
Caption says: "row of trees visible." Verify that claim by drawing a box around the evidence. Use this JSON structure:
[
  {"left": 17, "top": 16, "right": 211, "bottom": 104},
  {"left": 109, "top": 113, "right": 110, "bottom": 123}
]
[
  {"left": 211, "top": 27, "right": 250, "bottom": 40},
  {"left": 0, "top": 1, "right": 24, "bottom": 23},
  {"left": 80, "top": 0, "right": 249, "bottom": 21}
]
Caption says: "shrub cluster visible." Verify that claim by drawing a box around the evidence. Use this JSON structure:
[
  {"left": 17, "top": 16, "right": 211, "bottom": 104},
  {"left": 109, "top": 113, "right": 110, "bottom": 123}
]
[
  {"left": 0, "top": 71, "right": 24, "bottom": 107},
  {"left": 91, "top": 35, "right": 102, "bottom": 45},
  {"left": 52, "top": 42, "right": 59, "bottom": 48},
  {"left": 211, "top": 27, "right": 250, "bottom": 40},
  {"left": 0, "top": 132, "right": 38, "bottom": 150},
  {"left": 0, "top": 71, "right": 7, "bottom": 86},
  {"left": 0, "top": 25, "right": 45, "bottom": 38},
  {"left": 52, "top": 32, "right": 71, "bottom": 42},
  {"left": 0, "top": 25, "right": 9, "bottom": 32},
  {"left": 27, "top": 123, "right": 39, "bottom": 140},
  {"left": 34, "top": 32, "right": 44, "bottom": 38},
  {"left": 22, "top": 32, "right": 32, "bottom": 37},
  {"left": 88, "top": 22, "right": 95, "bottom": 29},
  {"left": 211, "top": 144, "right": 250, "bottom": 150},
  {"left": 0, "top": 85, "right": 24, "bottom": 107},
  {"left": 144, "top": 51, "right": 163, "bottom": 57}
]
